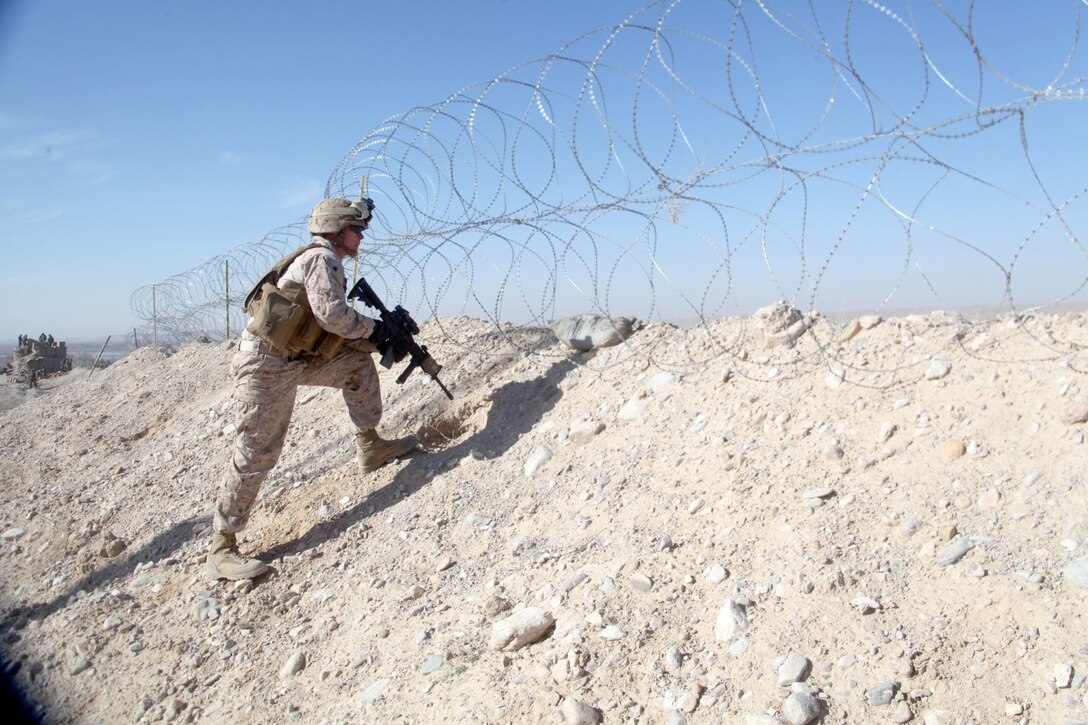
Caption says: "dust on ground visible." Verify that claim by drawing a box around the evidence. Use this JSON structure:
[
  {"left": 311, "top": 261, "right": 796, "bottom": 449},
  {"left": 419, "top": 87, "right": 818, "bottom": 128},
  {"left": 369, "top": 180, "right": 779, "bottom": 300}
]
[{"left": 1, "top": 310, "right": 1086, "bottom": 724}]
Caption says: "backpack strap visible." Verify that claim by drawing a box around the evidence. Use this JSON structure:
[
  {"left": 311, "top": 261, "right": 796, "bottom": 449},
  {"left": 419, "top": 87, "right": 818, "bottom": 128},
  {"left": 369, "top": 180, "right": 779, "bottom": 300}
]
[{"left": 244, "top": 242, "right": 325, "bottom": 312}]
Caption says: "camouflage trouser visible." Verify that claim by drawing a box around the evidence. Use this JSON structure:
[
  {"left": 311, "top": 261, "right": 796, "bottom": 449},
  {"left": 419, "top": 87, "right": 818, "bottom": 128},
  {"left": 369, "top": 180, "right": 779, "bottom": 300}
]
[{"left": 214, "top": 335, "right": 381, "bottom": 533}]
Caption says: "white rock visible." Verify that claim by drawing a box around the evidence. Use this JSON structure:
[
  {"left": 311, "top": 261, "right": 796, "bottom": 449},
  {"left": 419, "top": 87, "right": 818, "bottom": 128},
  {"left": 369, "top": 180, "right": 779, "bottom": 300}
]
[
  {"left": 618, "top": 399, "right": 649, "bottom": 421},
  {"left": 1060, "top": 397, "right": 1088, "bottom": 425},
  {"left": 307, "top": 588, "right": 334, "bottom": 604},
  {"left": 782, "top": 691, "right": 821, "bottom": 724},
  {"left": 560, "top": 697, "right": 601, "bottom": 724},
  {"left": 651, "top": 372, "right": 677, "bottom": 395},
  {"left": 977, "top": 488, "right": 1001, "bottom": 509},
  {"left": 1065, "top": 559, "right": 1088, "bottom": 589},
  {"left": 936, "top": 537, "right": 974, "bottom": 566},
  {"left": 824, "top": 444, "right": 844, "bottom": 460},
  {"left": 777, "top": 651, "right": 811, "bottom": 686},
  {"left": 706, "top": 564, "right": 728, "bottom": 584},
  {"left": 714, "top": 598, "right": 748, "bottom": 641},
  {"left": 599, "top": 625, "right": 626, "bottom": 640},
  {"left": 925, "top": 359, "right": 952, "bottom": 380},
  {"left": 1, "top": 528, "right": 25, "bottom": 541},
  {"left": 852, "top": 596, "right": 882, "bottom": 614},
  {"left": 524, "top": 446, "right": 554, "bottom": 477},
  {"left": 569, "top": 419, "right": 605, "bottom": 443},
  {"left": 358, "top": 679, "right": 390, "bottom": 706},
  {"left": 661, "top": 689, "right": 682, "bottom": 712},
  {"left": 420, "top": 654, "right": 444, "bottom": 673},
  {"left": 489, "top": 607, "right": 555, "bottom": 651},
  {"left": 755, "top": 301, "right": 805, "bottom": 348},
  {"left": 921, "top": 710, "right": 951, "bottom": 725},
  {"left": 664, "top": 646, "right": 683, "bottom": 671},
  {"left": 835, "top": 319, "right": 862, "bottom": 344},
  {"left": 1054, "top": 662, "right": 1074, "bottom": 688},
  {"left": 279, "top": 651, "right": 306, "bottom": 678}
]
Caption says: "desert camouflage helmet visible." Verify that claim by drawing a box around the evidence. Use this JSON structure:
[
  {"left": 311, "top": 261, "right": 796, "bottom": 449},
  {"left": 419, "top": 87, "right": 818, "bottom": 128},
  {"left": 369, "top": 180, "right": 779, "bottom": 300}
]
[{"left": 308, "top": 197, "right": 374, "bottom": 235}]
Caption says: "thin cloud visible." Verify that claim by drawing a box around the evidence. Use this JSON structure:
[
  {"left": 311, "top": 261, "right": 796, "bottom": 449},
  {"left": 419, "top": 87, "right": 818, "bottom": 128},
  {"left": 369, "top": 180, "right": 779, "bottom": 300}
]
[
  {"left": 0, "top": 120, "right": 113, "bottom": 185},
  {"left": 0, "top": 113, "right": 40, "bottom": 131},
  {"left": 71, "top": 159, "right": 114, "bottom": 184},
  {"left": 0, "top": 196, "right": 66, "bottom": 227},
  {"left": 0, "top": 270, "right": 62, "bottom": 287},
  {"left": 12, "top": 207, "right": 65, "bottom": 225},
  {"left": 0, "top": 128, "right": 100, "bottom": 160},
  {"left": 219, "top": 150, "right": 243, "bottom": 166},
  {"left": 277, "top": 179, "right": 323, "bottom": 208}
]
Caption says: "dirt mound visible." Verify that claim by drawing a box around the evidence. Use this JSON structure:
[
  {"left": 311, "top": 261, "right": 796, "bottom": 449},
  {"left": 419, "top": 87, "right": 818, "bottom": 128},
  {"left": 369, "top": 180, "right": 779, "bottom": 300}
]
[{"left": 0, "top": 313, "right": 1086, "bottom": 723}]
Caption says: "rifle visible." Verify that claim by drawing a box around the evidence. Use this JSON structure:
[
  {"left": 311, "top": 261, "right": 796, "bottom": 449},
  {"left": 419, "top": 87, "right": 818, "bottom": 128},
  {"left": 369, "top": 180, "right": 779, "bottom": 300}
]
[{"left": 347, "top": 277, "right": 454, "bottom": 400}]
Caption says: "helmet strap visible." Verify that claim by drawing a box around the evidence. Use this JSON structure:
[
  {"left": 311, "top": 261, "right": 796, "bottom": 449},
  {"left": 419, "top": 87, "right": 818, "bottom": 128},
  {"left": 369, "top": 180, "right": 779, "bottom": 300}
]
[{"left": 324, "top": 229, "right": 357, "bottom": 258}]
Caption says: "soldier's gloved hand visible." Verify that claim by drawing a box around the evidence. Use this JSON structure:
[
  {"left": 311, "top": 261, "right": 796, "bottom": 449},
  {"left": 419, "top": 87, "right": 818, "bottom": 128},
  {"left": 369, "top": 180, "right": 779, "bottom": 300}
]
[
  {"left": 367, "top": 319, "right": 391, "bottom": 344},
  {"left": 378, "top": 340, "right": 410, "bottom": 365}
]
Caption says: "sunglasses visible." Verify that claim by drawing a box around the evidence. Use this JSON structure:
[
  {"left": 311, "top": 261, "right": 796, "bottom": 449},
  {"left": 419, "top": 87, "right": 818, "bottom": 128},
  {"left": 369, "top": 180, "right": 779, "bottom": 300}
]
[{"left": 351, "top": 224, "right": 368, "bottom": 234}]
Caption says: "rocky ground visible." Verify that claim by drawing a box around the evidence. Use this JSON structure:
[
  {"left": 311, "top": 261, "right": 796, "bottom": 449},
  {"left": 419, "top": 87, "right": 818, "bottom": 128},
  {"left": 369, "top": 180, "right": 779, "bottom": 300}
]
[{"left": 1, "top": 307, "right": 1087, "bottom": 724}]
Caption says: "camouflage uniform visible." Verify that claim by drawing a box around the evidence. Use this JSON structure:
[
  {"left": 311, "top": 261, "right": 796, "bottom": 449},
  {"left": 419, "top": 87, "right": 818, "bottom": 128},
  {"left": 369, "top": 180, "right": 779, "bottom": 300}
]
[{"left": 214, "top": 238, "right": 380, "bottom": 534}]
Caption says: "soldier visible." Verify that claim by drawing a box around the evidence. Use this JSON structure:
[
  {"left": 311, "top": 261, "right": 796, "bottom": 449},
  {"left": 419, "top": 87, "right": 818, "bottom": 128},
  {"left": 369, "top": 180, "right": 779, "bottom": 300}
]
[{"left": 208, "top": 197, "right": 418, "bottom": 580}]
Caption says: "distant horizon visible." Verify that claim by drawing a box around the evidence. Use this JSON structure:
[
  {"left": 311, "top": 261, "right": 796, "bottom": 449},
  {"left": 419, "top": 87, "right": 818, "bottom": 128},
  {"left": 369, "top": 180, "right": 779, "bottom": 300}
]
[{"left": 4, "top": 298, "right": 1085, "bottom": 348}]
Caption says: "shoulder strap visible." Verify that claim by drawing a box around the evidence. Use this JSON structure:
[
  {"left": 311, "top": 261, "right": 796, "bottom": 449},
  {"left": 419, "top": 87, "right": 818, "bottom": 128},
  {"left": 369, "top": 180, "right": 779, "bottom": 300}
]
[{"left": 244, "top": 242, "right": 325, "bottom": 311}]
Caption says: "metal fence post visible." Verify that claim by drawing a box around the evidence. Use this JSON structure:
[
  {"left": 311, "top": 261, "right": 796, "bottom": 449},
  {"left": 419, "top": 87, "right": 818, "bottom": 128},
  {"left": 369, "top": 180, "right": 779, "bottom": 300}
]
[
  {"left": 88, "top": 335, "right": 111, "bottom": 378},
  {"left": 225, "top": 259, "right": 230, "bottom": 341},
  {"left": 152, "top": 285, "right": 158, "bottom": 347}
]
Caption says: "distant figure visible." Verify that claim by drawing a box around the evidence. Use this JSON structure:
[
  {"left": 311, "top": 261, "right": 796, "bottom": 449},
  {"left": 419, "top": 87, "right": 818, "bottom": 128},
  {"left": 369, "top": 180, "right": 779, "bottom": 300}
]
[
  {"left": 47, "top": 334, "right": 54, "bottom": 345},
  {"left": 17, "top": 335, "right": 24, "bottom": 347},
  {"left": 207, "top": 196, "right": 419, "bottom": 581},
  {"left": 28, "top": 370, "right": 38, "bottom": 389},
  {"left": 38, "top": 333, "right": 46, "bottom": 343}
]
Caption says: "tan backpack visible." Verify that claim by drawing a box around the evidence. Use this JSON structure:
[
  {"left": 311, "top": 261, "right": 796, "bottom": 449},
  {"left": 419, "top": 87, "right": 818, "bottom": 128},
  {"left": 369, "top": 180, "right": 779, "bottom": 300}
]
[{"left": 243, "top": 244, "right": 345, "bottom": 360}]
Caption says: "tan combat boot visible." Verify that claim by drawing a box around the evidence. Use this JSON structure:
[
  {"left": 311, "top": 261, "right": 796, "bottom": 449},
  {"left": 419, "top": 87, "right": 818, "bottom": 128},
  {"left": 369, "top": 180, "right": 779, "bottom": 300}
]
[
  {"left": 207, "top": 531, "right": 269, "bottom": 580},
  {"left": 356, "top": 428, "right": 418, "bottom": 473}
]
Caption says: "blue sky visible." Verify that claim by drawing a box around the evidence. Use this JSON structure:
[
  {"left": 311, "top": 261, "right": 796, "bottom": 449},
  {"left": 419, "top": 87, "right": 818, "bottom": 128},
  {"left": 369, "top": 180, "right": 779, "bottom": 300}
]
[
  {"left": 0, "top": 0, "right": 626, "bottom": 338},
  {"left": 2, "top": 1, "right": 1086, "bottom": 340}
]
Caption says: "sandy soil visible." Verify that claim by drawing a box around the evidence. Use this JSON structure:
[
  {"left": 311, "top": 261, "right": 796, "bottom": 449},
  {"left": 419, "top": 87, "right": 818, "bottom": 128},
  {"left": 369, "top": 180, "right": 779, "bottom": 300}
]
[{"left": 1, "top": 309, "right": 1086, "bottom": 724}]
